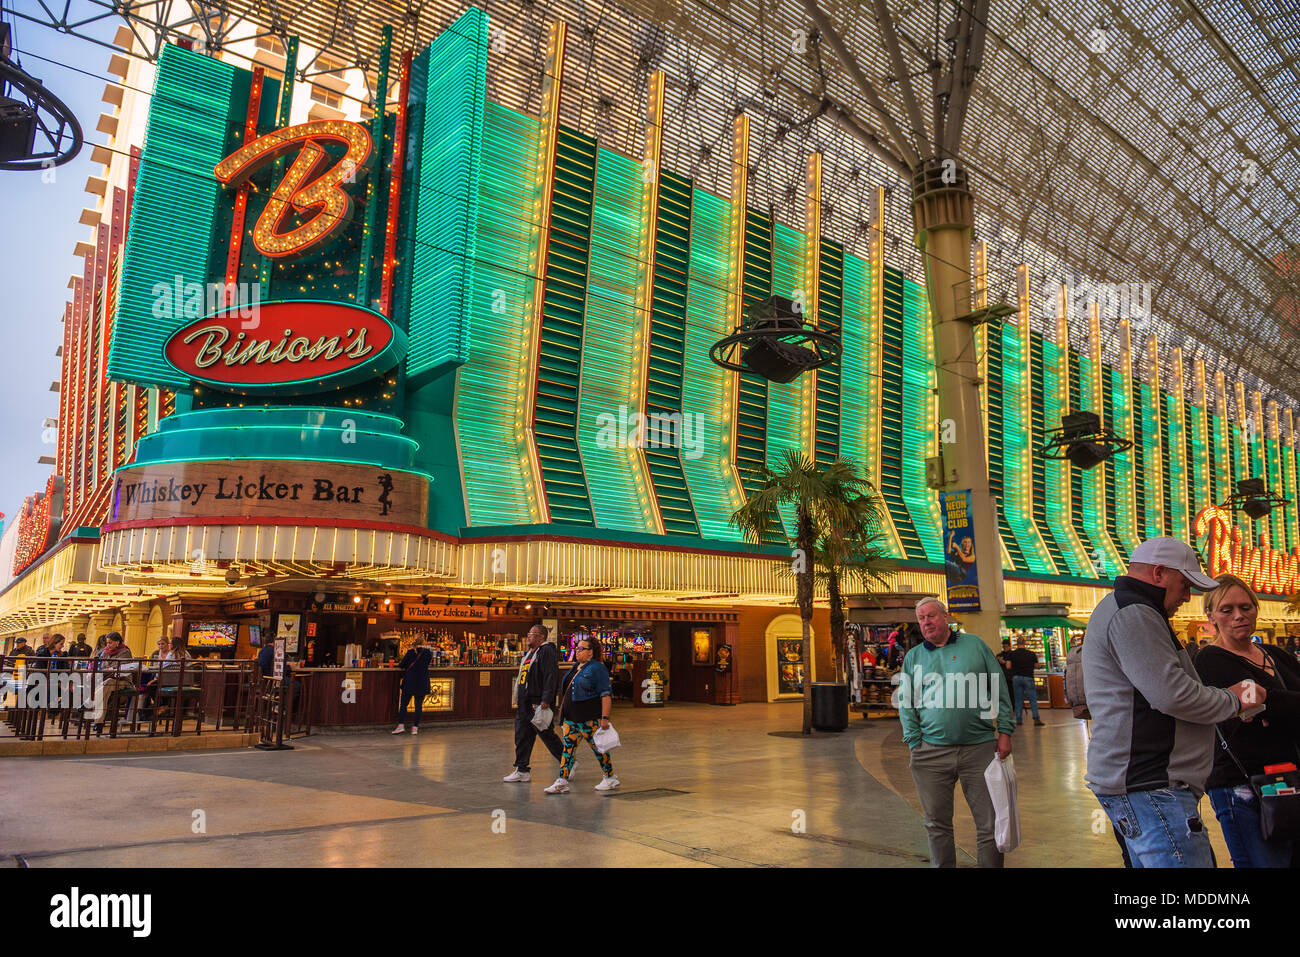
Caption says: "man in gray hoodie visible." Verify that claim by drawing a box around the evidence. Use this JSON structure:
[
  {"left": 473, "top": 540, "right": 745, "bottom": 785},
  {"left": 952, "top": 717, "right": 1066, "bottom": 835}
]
[{"left": 1084, "top": 537, "right": 1262, "bottom": 867}]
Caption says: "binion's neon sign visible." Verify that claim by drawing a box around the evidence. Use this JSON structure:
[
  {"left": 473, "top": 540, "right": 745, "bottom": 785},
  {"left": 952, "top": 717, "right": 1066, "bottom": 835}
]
[{"left": 1194, "top": 505, "right": 1300, "bottom": 596}]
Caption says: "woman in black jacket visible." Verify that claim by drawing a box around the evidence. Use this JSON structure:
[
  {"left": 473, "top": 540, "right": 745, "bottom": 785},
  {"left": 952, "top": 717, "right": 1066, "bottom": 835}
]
[
  {"left": 392, "top": 636, "right": 433, "bottom": 735},
  {"left": 1195, "top": 574, "right": 1300, "bottom": 868}
]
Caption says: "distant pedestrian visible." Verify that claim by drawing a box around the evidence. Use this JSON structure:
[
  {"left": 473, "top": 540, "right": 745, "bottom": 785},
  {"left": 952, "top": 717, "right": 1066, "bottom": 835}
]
[
  {"left": 392, "top": 636, "right": 433, "bottom": 735},
  {"left": 69, "top": 634, "right": 92, "bottom": 658},
  {"left": 503, "top": 624, "right": 563, "bottom": 782},
  {"left": 1007, "top": 638, "right": 1044, "bottom": 727},
  {"left": 898, "top": 598, "right": 1013, "bottom": 867},
  {"left": 544, "top": 636, "right": 619, "bottom": 793},
  {"left": 9, "top": 636, "right": 30, "bottom": 657}
]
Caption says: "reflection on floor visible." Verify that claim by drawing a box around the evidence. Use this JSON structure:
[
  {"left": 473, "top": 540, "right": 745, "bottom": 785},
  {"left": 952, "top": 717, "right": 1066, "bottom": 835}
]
[{"left": 0, "top": 702, "right": 1230, "bottom": 867}]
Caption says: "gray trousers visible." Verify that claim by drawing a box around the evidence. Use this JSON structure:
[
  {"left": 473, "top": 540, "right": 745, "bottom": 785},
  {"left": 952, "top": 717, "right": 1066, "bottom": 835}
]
[{"left": 908, "top": 741, "right": 1003, "bottom": 868}]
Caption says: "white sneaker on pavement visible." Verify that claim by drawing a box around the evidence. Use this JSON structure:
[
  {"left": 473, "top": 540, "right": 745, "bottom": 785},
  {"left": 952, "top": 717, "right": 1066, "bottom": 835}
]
[
  {"left": 544, "top": 777, "right": 571, "bottom": 794},
  {"left": 595, "top": 775, "right": 621, "bottom": 791},
  {"left": 391, "top": 725, "right": 405, "bottom": 734},
  {"left": 503, "top": 770, "right": 530, "bottom": 782},
  {"left": 411, "top": 727, "right": 419, "bottom": 734}
]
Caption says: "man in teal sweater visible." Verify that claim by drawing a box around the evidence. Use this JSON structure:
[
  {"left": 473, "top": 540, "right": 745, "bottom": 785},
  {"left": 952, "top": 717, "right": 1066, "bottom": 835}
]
[{"left": 897, "top": 597, "right": 1014, "bottom": 867}]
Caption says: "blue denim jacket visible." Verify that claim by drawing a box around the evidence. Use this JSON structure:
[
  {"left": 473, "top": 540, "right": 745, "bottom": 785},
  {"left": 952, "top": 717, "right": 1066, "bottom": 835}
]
[{"left": 566, "top": 661, "right": 612, "bottom": 702}]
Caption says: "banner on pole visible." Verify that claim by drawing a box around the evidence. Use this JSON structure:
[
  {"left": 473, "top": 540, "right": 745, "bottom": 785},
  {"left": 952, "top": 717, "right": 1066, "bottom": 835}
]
[{"left": 940, "top": 489, "right": 981, "bottom": 611}]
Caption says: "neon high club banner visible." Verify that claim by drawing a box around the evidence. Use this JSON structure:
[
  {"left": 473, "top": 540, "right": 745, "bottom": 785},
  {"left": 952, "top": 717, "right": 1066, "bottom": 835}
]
[{"left": 941, "top": 489, "right": 981, "bottom": 611}]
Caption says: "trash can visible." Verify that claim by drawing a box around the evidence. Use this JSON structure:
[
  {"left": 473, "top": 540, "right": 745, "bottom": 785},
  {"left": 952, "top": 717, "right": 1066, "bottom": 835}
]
[{"left": 811, "top": 682, "right": 849, "bottom": 732}]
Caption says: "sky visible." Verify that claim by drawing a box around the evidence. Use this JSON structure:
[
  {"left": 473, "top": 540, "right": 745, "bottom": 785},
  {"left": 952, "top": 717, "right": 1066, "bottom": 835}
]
[{"left": 0, "top": 9, "right": 118, "bottom": 527}]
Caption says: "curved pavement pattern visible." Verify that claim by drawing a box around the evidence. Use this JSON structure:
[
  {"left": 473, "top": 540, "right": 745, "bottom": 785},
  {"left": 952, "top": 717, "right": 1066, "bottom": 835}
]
[{"left": 0, "top": 702, "right": 1229, "bottom": 867}]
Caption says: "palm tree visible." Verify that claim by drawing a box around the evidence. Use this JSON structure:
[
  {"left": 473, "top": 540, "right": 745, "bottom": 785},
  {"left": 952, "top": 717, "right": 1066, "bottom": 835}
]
[{"left": 731, "top": 450, "right": 873, "bottom": 734}]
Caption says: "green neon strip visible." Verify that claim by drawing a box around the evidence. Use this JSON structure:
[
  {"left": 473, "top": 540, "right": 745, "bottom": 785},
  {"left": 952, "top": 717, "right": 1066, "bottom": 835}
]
[
  {"left": 1142, "top": 384, "right": 1164, "bottom": 538},
  {"left": 766, "top": 225, "right": 810, "bottom": 539},
  {"left": 576, "top": 147, "right": 658, "bottom": 532},
  {"left": 1000, "top": 322, "right": 1054, "bottom": 573},
  {"left": 1268, "top": 438, "right": 1283, "bottom": 548},
  {"left": 1165, "top": 393, "right": 1188, "bottom": 541},
  {"left": 841, "top": 253, "right": 903, "bottom": 560},
  {"left": 813, "top": 239, "right": 842, "bottom": 468},
  {"left": 1132, "top": 377, "right": 1147, "bottom": 536},
  {"left": 1284, "top": 442, "right": 1294, "bottom": 548},
  {"left": 879, "top": 267, "right": 924, "bottom": 560},
  {"left": 985, "top": 323, "right": 1026, "bottom": 569},
  {"left": 1067, "top": 349, "right": 1099, "bottom": 571},
  {"left": 1157, "top": 389, "right": 1174, "bottom": 535},
  {"left": 736, "top": 209, "right": 782, "bottom": 546},
  {"left": 533, "top": 126, "right": 597, "bottom": 526},
  {"left": 408, "top": 8, "right": 486, "bottom": 373},
  {"left": 457, "top": 102, "right": 539, "bottom": 526},
  {"left": 108, "top": 46, "right": 245, "bottom": 389},
  {"left": 679, "top": 186, "right": 742, "bottom": 541},
  {"left": 1108, "top": 367, "right": 1136, "bottom": 562},
  {"left": 1027, "top": 332, "right": 1067, "bottom": 572},
  {"left": 1186, "top": 398, "right": 1204, "bottom": 521},
  {"left": 901, "top": 275, "right": 944, "bottom": 563},
  {"left": 356, "top": 26, "right": 392, "bottom": 307},
  {"left": 642, "top": 170, "right": 701, "bottom": 536},
  {"left": 1041, "top": 340, "right": 1087, "bottom": 575}
]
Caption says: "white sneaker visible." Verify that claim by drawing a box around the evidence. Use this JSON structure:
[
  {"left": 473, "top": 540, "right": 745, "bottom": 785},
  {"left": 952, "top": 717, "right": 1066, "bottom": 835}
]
[
  {"left": 411, "top": 727, "right": 419, "bottom": 735},
  {"left": 544, "top": 777, "right": 571, "bottom": 794},
  {"left": 595, "top": 775, "right": 621, "bottom": 791},
  {"left": 391, "top": 725, "right": 405, "bottom": 734},
  {"left": 503, "top": 770, "right": 530, "bottom": 782}
]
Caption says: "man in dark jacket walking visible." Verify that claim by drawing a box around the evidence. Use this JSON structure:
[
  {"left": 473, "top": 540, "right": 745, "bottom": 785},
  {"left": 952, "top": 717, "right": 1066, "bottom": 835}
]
[{"left": 504, "top": 624, "right": 563, "bottom": 782}]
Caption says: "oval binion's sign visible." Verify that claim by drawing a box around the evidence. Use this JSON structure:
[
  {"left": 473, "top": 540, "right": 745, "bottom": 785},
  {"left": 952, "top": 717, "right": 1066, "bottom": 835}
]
[{"left": 164, "top": 300, "right": 406, "bottom": 395}]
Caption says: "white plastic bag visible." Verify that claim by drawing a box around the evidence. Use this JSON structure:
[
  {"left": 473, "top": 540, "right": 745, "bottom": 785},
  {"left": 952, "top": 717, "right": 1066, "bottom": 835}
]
[
  {"left": 592, "top": 724, "right": 621, "bottom": 754},
  {"left": 983, "top": 754, "right": 1021, "bottom": 854},
  {"left": 530, "top": 704, "right": 553, "bottom": 731}
]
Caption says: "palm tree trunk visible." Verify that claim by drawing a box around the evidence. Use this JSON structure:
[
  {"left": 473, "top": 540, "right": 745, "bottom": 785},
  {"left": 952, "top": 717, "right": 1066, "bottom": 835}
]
[{"left": 797, "top": 509, "right": 815, "bottom": 734}]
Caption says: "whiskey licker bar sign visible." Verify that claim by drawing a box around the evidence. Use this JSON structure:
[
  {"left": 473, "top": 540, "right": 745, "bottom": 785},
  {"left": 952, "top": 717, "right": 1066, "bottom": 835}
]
[
  {"left": 163, "top": 300, "right": 406, "bottom": 395},
  {"left": 110, "top": 460, "right": 429, "bottom": 527}
]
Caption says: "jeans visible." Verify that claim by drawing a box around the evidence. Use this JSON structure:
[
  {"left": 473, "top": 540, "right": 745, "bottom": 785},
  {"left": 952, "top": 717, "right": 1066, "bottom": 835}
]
[
  {"left": 908, "top": 741, "right": 1003, "bottom": 868},
  {"left": 1095, "top": 786, "right": 1215, "bottom": 867},
  {"left": 397, "top": 690, "right": 423, "bottom": 727},
  {"left": 1207, "top": 785, "right": 1294, "bottom": 868},
  {"left": 513, "top": 702, "right": 563, "bottom": 772},
  {"left": 1012, "top": 675, "right": 1039, "bottom": 722}
]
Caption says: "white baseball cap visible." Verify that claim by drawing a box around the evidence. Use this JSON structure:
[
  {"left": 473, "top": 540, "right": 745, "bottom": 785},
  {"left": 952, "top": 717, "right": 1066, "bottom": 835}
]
[{"left": 1129, "top": 537, "right": 1218, "bottom": 590}]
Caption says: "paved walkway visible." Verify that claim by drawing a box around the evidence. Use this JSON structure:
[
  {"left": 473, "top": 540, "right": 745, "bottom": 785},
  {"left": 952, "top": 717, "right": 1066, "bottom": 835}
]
[{"left": 0, "top": 703, "right": 1231, "bottom": 867}]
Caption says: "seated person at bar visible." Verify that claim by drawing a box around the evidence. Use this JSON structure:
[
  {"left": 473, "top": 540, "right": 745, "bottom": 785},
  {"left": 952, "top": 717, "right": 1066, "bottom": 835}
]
[{"left": 93, "top": 632, "right": 140, "bottom": 733}]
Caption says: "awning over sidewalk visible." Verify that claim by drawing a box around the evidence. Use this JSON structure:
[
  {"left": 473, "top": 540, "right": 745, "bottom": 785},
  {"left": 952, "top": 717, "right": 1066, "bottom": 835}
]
[{"left": 1002, "top": 615, "right": 1087, "bottom": 629}]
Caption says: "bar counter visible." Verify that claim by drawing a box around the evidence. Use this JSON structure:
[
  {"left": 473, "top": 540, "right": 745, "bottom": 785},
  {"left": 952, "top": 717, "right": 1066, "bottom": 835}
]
[{"left": 295, "top": 664, "right": 569, "bottom": 726}]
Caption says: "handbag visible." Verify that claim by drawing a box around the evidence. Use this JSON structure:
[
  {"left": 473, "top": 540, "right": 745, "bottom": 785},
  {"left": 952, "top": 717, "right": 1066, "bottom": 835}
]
[
  {"left": 592, "top": 724, "right": 621, "bottom": 754},
  {"left": 530, "top": 704, "right": 553, "bottom": 732},
  {"left": 983, "top": 754, "right": 1021, "bottom": 853},
  {"left": 1215, "top": 648, "right": 1300, "bottom": 843}
]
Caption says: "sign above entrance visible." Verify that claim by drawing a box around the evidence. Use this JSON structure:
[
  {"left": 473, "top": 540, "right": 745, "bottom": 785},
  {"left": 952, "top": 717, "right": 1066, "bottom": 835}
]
[
  {"left": 213, "top": 120, "right": 373, "bottom": 259},
  {"left": 1194, "top": 506, "right": 1300, "bottom": 596},
  {"left": 110, "top": 459, "right": 429, "bottom": 528},
  {"left": 401, "top": 603, "right": 488, "bottom": 622},
  {"left": 163, "top": 300, "right": 405, "bottom": 394}
]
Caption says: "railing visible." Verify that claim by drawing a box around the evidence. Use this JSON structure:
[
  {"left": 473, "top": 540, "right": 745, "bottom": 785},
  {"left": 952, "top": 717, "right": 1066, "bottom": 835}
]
[{"left": 0, "top": 654, "right": 263, "bottom": 741}]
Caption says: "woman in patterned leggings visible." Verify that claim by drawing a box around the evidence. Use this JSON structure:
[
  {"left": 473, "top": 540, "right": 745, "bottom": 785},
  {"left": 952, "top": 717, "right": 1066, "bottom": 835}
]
[{"left": 545, "top": 637, "right": 620, "bottom": 793}]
